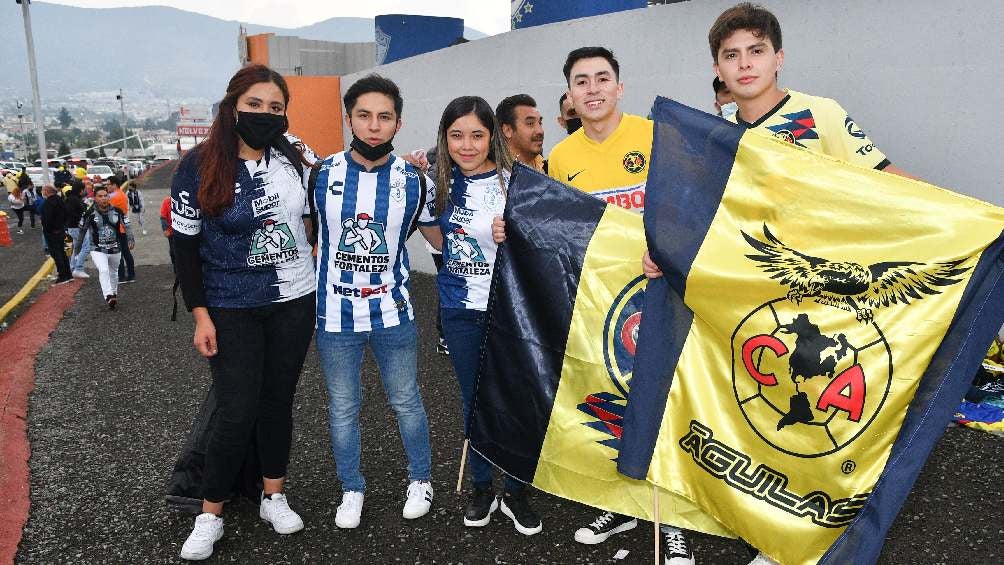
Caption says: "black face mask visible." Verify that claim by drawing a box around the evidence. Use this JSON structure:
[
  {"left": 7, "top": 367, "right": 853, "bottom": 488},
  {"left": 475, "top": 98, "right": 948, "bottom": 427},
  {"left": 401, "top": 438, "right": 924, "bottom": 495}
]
[
  {"left": 235, "top": 111, "right": 287, "bottom": 150},
  {"left": 565, "top": 118, "right": 582, "bottom": 135},
  {"left": 350, "top": 134, "right": 395, "bottom": 162}
]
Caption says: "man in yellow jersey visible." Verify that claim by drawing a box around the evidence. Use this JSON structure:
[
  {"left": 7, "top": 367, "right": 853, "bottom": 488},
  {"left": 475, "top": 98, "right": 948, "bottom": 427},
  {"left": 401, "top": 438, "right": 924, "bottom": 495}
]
[{"left": 546, "top": 46, "right": 653, "bottom": 214}]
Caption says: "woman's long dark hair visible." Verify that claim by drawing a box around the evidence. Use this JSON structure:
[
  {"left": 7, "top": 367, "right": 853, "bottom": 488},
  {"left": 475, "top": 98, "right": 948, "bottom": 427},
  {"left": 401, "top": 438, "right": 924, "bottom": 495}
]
[
  {"left": 196, "top": 64, "right": 313, "bottom": 217},
  {"left": 434, "top": 96, "right": 513, "bottom": 216}
]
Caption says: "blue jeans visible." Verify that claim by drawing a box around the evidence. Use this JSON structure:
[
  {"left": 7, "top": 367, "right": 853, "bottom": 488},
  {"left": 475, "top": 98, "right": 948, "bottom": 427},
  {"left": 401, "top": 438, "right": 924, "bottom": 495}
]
[
  {"left": 68, "top": 227, "right": 91, "bottom": 272},
  {"left": 316, "top": 318, "right": 431, "bottom": 493},
  {"left": 441, "top": 308, "right": 523, "bottom": 492}
]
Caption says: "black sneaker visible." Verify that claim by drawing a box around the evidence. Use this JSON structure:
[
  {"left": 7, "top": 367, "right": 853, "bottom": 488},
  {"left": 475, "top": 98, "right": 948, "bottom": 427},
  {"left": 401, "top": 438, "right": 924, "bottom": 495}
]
[
  {"left": 463, "top": 486, "right": 498, "bottom": 527},
  {"left": 499, "top": 490, "right": 541, "bottom": 535},
  {"left": 661, "top": 527, "right": 695, "bottom": 565},
  {"left": 573, "top": 511, "right": 637, "bottom": 544},
  {"left": 436, "top": 337, "right": 449, "bottom": 355}
]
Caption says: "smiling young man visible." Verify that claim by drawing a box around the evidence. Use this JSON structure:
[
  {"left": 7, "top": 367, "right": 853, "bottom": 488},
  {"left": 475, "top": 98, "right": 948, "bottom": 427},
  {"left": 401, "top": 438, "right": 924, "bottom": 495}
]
[
  {"left": 495, "top": 94, "right": 546, "bottom": 172},
  {"left": 311, "top": 74, "right": 442, "bottom": 532},
  {"left": 710, "top": 2, "right": 911, "bottom": 177},
  {"left": 546, "top": 46, "right": 652, "bottom": 213}
]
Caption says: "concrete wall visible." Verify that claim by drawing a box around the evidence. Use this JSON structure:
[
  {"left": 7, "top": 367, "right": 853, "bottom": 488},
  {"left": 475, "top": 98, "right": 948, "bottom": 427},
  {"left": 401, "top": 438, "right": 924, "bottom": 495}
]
[
  {"left": 267, "top": 36, "right": 375, "bottom": 76},
  {"left": 341, "top": 0, "right": 1003, "bottom": 206}
]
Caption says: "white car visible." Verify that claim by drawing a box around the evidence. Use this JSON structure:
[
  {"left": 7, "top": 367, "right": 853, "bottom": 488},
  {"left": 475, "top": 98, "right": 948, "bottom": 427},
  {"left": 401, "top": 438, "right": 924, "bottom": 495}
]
[
  {"left": 128, "top": 160, "right": 146, "bottom": 177},
  {"left": 26, "top": 166, "right": 55, "bottom": 186},
  {"left": 86, "top": 165, "right": 117, "bottom": 188}
]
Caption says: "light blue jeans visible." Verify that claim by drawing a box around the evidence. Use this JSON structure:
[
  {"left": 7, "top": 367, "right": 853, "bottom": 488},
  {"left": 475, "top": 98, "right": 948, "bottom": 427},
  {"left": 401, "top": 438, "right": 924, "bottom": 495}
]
[
  {"left": 68, "top": 227, "right": 91, "bottom": 272},
  {"left": 316, "top": 318, "right": 431, "bottom": 493}
]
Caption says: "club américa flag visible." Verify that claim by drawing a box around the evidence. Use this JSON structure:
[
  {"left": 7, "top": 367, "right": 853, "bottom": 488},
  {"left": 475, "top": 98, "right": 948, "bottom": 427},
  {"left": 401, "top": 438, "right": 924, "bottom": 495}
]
[
  {"left": 617, "top": 97, "right": 1004, "bottom": 564},
  {"left": 468, "top": 163, "right": 732, "bottom": 537}
]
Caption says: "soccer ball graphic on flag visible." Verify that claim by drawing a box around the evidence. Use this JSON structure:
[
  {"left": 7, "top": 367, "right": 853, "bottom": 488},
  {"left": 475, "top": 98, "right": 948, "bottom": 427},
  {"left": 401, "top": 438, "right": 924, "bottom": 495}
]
[{"left": 731, "top": 298, "right": 892, "bottom": 457}]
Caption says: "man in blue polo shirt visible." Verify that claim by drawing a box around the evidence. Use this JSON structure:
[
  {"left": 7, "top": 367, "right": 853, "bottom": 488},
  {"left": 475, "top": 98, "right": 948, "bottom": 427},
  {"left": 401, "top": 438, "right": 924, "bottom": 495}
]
[{"left": 313, "top": 74, "right": 442, "bottom": 530}]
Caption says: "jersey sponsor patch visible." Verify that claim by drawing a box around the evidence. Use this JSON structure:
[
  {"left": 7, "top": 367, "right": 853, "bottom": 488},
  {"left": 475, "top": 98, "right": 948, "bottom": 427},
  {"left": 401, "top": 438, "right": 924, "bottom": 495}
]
[{"left": 247, "top": 219, "right": 299, "bottom": 267}]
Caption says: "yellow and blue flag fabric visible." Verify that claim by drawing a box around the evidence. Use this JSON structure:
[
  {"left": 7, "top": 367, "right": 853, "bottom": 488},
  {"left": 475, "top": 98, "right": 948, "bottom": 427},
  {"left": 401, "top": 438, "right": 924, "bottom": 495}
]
[
  {"left": 468, "top": 163, "right": 732, "bottom": 537},
  {"left": 618, "top": 97, "right": 1004, "bottom": 564}
]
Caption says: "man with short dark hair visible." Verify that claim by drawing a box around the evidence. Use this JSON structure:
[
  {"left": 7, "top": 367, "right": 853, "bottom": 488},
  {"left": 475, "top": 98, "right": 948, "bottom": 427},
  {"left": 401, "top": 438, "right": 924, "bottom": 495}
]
[
  {"left": 107, "top": 175, "right": 137, "bottom": 282},
  {"left": 495, "top": 94, "right": 546, "bottom": 172},
  {"left": 713, "top": 76, "right": 735, "bottom": 117},
  {"left": 312, "top": 73, "right": 442, "bottom": 531},
  {"left": 40, "top": 184, "right": 73, "bottom": 284},
  {"left": 557, "top": 92, "right": 581, "bottom": 135}
]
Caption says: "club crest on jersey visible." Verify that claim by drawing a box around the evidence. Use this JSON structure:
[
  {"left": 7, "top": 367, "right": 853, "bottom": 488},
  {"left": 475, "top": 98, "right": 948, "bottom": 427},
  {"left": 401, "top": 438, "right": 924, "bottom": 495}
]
[
  {"left": 767, "top": 109, "right": 819, "bottom": 147},
  {"left": 577, "top": 275, "right": 647, "bottom": 454},
  {"left": 622, "top": 151, "right": 647, "bottom": 174},
  {"left": 444, "top": 228, "right": 490, "bottom": 277},
  {"left": 731, "top": 224, "right": 969, "bottom": 457},
  {"left": 390, "top": 178, "right": 407, "bottom": 203},
  {"left": 247, "top": 219, "right": 299, "bottom": 267}
]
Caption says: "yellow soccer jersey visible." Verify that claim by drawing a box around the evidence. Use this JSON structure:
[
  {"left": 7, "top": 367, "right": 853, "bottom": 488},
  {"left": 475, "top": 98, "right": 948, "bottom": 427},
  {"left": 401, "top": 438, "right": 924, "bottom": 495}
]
[
  {"left": 730, "top": 90, "right": 890, "bottom": 170},
  {"left": 548, "top": 113, "right": 653, "bottom": 213}
]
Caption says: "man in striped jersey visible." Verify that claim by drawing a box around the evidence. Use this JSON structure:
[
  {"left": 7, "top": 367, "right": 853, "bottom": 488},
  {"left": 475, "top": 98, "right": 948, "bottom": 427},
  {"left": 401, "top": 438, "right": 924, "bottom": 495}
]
[{"left": 312, "top": 74, "right": 443, "bottom": 530}]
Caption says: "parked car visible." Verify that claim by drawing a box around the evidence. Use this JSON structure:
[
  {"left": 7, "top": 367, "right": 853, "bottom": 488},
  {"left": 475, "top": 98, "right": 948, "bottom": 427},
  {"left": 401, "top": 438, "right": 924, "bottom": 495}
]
[
  {"left": 128, "top": 160, "right": 146, "bottom": 177},
  {"left": 86, "top": 165, "right": 116, "bottom": 188},
  {"left": 26, "top": 166, "right": 55, "bottom": 186}
]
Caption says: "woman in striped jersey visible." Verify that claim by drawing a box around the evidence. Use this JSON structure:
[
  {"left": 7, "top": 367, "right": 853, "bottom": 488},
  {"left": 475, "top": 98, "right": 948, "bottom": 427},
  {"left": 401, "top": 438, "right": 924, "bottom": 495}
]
[{"left": 419, "top": 96, "right": 543, "bottom": 535}]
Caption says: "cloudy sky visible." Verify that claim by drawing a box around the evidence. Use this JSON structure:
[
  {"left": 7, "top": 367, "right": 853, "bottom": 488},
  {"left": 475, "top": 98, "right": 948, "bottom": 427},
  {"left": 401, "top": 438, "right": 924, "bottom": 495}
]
[{"left": 40, "top": 0, "right": 512, "bottom": 34}]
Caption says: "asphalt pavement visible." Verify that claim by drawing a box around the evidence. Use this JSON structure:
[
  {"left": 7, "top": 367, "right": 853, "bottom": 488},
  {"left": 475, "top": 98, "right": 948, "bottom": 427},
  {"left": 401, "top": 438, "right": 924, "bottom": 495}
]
[{"left": 10, "top": 163, "right": 1003, "bottom": 564}]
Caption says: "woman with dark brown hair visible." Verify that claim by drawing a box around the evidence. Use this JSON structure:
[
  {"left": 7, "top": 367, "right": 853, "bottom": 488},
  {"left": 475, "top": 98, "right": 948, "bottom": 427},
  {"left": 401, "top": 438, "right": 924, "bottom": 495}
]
[{"left": 170, "top": 64, "right": 317, "bottom": 561}]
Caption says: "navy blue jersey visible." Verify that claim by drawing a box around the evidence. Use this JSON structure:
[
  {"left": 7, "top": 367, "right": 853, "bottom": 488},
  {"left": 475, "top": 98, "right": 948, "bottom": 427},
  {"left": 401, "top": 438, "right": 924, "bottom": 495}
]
[{"left": 171, "top": 135, "right": 317, "bottom": 308}]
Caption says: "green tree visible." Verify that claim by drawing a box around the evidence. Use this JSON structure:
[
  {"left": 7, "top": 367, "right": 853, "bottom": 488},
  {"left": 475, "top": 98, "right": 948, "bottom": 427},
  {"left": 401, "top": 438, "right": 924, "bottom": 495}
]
[
  {"left": 58, "top": 142, "right": 71, "bottom": 157},
  {"left": 85, "top": 149, "right": 98, "bottom": 159},
  {"left": 58, "top": 107, "right": 74, "bottom": 129}
]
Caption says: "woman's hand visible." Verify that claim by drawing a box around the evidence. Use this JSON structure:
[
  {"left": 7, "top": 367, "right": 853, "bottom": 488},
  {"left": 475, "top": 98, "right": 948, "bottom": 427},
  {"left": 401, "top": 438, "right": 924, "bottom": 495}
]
[
  {"left": 192, "top": 307, "right": 218, "bottom": 358},
  {"left": 492, "top": 216, "right": 506, "bottom": 244},
  {"left": 642, "top": 250, "right": 663, "bottom": 279}
]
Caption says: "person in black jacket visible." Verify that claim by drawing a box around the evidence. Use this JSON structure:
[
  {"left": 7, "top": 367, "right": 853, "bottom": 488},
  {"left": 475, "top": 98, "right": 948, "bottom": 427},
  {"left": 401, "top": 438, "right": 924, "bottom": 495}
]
[
  {"left": 64, "top": 180, "right": 91, "bottom": 278},
  {"left": 40, "top": 185, "right": 73, "bottom": 284}
]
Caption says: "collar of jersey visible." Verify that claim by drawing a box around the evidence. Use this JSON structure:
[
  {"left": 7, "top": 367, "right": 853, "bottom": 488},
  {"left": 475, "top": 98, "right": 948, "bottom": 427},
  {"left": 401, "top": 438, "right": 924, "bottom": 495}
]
[
  {"left": 737, "top": 90, "right": 793, "bottom": 128},
  {"left": 452, "top": 165, "right": 498, "bottom": 185},
  {"left": 579, "top": 112, "right": 632, "bottom": 148},
  {"left": 345, "top": 149, "right": 396, "bottom": 173}
]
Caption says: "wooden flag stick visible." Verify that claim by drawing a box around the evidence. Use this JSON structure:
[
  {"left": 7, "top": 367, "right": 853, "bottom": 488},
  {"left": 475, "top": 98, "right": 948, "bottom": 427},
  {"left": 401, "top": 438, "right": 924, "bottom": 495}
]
[
  {"left": 653, "top": 485, "right": 661, "bottom": 565},
  {"left": 456, "top": 439, "right": 469, "bottom": 494}
]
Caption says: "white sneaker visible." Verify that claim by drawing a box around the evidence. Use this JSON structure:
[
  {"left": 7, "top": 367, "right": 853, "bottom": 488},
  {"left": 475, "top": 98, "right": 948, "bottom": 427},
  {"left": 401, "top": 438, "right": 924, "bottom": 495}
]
[
  {"left": 72, "top": 270, "right": 90, "bottom": 279},
  {"left": 179, "top": 512, "right": 223, "bottom": 561},
  {"left": 749, "top": 552, "right": 780, "bottom": 565},
  {"left": 335, "top": 491, "right": 364, "bottom": 529},
  {"left": 402, "top": 480, "right": 433, "bottom": 519},
  {"left": 259, "top": 492, "right": 304, "bottom": 534}
]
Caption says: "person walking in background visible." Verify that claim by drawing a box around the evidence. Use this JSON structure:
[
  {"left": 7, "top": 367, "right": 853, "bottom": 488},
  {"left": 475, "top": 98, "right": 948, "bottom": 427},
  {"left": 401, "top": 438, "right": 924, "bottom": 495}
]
[
  {"left": 7, "top": 185, "right": 26, "bottom": 234},
  {"left": 127, "top": 181, "right": 147, "bottom": 235},
  {"left": 107, "top": 175, "right": 136, "bottom": 283},
  {"left": 160, "top": 194, "right": 176, "bottom": 273},
  {"left": 82, "top": 186, "right": 132, "bottom": 308},
  {"left": 19, "top": 175, "right": 37, "bottom": 229},
  {"left": 40, "top": 185, "right": 74, "bottom": 285},
  {"left": 65, "top": 180, "right": 91, "bottom": 278}
]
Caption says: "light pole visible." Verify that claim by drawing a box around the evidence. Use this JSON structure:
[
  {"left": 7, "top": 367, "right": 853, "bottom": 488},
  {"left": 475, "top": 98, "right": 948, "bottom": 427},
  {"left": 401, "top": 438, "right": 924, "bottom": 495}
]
[
  {"left": 16, "top": 0, "right": 52, "bottom": 185},
  {"left": 16, "top": 100, "right": 28, "bottom": 162},
  {"left": 117, "top": 89, "right": 130, "bottom": 178}
]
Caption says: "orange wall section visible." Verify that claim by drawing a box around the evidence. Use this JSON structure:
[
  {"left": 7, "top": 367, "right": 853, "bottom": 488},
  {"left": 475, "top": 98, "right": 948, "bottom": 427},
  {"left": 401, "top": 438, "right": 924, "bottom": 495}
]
[
  {"left": 247, "top": 33, "right": 271, "bottom": 65},
  {"left": 284, "top": 76, "right": 344, "bottom": 158}
]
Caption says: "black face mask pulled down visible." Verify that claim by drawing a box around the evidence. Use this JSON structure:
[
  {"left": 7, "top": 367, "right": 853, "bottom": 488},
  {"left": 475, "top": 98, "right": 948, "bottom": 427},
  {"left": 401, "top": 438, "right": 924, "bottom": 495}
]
[
  {"left": 235, "top": 111, "right": 288, "bottom": 150},
  {"left": 350, "top": 135, "right": 395, "bottom": 162},
  {"left": 565, "top": 117, "right": 583, "bottom": 135}
]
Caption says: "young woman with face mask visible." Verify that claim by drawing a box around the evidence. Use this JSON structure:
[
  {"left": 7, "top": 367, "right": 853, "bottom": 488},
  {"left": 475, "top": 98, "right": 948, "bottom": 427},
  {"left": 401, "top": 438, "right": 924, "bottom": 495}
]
[
  {"left": 418, "top": 96, "right": 543, "bottom": 536},
  {"left": 169, "top": 64, "right": 318, "bottom": 561}
]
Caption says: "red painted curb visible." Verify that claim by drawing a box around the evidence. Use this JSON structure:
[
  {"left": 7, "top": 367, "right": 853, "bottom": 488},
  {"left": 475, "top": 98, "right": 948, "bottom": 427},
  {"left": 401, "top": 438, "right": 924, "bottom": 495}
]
[{"left": 0, "top": 280, "right": 81, "bottom": 563}]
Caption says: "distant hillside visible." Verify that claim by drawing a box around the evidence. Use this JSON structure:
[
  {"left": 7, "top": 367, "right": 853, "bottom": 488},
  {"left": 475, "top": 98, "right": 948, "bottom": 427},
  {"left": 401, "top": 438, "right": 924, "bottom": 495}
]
[{"left": 0, "top": 2, "right": 487, "bottom": 100}]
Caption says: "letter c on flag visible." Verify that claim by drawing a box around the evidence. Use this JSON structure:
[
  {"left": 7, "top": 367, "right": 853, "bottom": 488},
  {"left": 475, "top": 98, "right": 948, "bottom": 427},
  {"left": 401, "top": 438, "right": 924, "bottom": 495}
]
[{"left": 742, "top": 334, "right": 788, "bottom": 386}]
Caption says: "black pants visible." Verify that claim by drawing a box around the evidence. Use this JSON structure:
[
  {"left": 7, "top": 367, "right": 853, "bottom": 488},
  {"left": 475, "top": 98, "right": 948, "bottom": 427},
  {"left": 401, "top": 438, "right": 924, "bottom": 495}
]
[
  {"left": 117, "top": 232, "right": 135, "bottom": 280},
  {"left": 13, "top": 208, "right": 24, "bottom": 227},
  {"left": 25, "top": 208, "right": 35, "bottom": 227},
  {"left": 201, "top": 292, "right": 316, "bottom": 503},
  {"left": 44, "top": 231, "right": 71, "bottom": 279}
]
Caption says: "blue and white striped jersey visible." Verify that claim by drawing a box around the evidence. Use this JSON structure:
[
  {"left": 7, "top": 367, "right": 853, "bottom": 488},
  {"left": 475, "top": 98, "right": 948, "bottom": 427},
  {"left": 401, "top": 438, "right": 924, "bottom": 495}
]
[
  {"left": 314, "top": 151, "right": 435, "bottom": 332},
  {"left": 419, "top": 167, "right": 506, "bottom": 311},
  {"left": 170, "top": 134, "right": 316, "bottom": 308}
]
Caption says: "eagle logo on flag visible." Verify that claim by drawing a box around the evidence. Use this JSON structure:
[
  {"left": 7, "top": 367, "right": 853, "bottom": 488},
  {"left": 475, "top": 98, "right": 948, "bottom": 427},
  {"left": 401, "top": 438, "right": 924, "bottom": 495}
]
[{"left": 731, "top": 225, "right": 970, "bottom": 457}]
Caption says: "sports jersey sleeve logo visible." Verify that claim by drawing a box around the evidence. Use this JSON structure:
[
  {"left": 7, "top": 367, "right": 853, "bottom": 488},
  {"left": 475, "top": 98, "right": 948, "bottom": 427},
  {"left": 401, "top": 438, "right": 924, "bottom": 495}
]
[
  {"left": 334, "top": 213, "right": 391, "bottom": 273},
  {"left": 766, "top": 109, "right": 819, "bottom": 147},
  {"left": 248, "top": 219, "right": 299, "bottom": 267}
]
